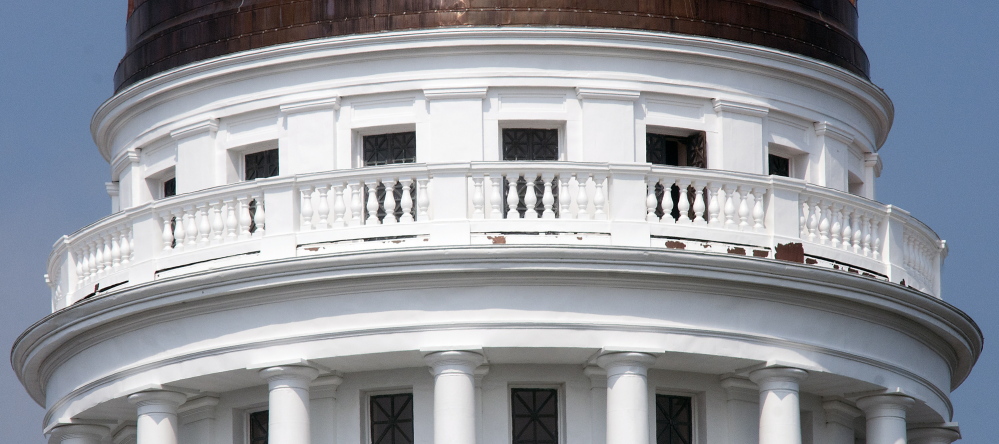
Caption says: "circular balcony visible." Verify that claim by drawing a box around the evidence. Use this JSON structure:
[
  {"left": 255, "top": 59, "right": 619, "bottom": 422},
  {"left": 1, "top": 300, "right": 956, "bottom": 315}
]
[{"left": 47, "top": 162, "right": 945, "bottom": 311}]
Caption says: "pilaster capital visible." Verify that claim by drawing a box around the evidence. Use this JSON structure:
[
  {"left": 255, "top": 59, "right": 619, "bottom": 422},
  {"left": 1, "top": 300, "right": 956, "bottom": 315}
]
[
  {"left": 814, "top": 121, "right": 855, "bottom": 145},
  {"left": 583, "top": 366, "right": 608, "bottom": 388},
  {"left": 48, "top": 424, "right": 108, "bottom": 443},
  {"left": 311, "top": 374, "right": 345, "bottom": 399},
  {"left": 474, "top": 365, "right": 491, "bottom": 386},
  {"left": 595, "top": 352, "right": 657, "bottom": 377},
  {"left": 720, "top": 376, "right": 758, "bottom": 403},
  {"left": 258, "top": 365, "right": 321, "bottom": 388},
  {"left": 178, "top": 396, "right": 220, "bottom": 424},
  {"left": 105, "top": 182, "right": 120, "bottom": 197},
  {"left": 908, "top": 423, "right": 961, "bottom": 444},
  {"left": 712, "top": 99, "right": 769, "bottom": 118},
  {"left": 748, "top": 366, "right": 808, "bottom": 392},
  {"left": 423, "top": 87, "right": 489, "bottom": 101},
  {"left": 575, "top": 87, "right": 641, "bottom": 102},
  {"left": 424, "top": 350, "right": 485, "bottom": 376},
  {"left": 865, "top": 152, "right": 883, "bottom": 176},
  {"left": 127, "top": 390, "right": 188, "bottom": 413},
  {"left": 822, "top": 399, "right": 862, "bottom": 427},
  {"left": 855, "top": 393, "right": 915, "bottom": 419}
]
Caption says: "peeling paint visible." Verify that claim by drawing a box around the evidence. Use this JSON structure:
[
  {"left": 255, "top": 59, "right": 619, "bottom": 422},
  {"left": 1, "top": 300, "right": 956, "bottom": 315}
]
[
  {"left": 487, "top": 236, "right": 506, "bottom": 245},
  {"left": 805, "top": 258, "right": 818, "bottom": 265},
  {"left": 304, "top": 247, "right": 319, "bottom": 252},
  {"left": 775, "top": 243, "right": 804, "bottom": 263},
  {"left": 577, "top": 237, "right": 583, "bottom": 241},
  {"left": 727, "top": 247, "right": 746, "bottom": 255},
  {"left": 391, "top": 240, "right": 402, "bottom": 244},
  {"left": 665, "top": 241, "right": 686, "bottom": 250},
  {"left": 848, "top": 268, "right": 859, "bottom": 274},
  {"left": 702, "top": 243, "right": 712, "bottom": 248},
  {"left": 753, "top": 249, "right": 769, "bottom": 258}
]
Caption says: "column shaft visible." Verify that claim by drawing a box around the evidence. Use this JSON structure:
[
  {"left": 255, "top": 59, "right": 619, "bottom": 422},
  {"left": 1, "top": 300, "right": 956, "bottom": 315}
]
[
  {"left": 425, "top": 351, "right": 485, "bottom": 444},
  {"left": 596, "top": 352, "right": 657, "bottom": 444},
  {"left": 749, "top": 367, "right": 808, "bottom": 444},
  {"left": 260, "top": 365, "right": 321, "bottom": 444},
  {"left": 856, "top": 394, "right": 914, "bottom": 444}
]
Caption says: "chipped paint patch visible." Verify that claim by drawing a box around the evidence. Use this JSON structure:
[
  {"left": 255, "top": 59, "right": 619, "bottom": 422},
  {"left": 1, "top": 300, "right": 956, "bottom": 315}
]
[
  {"left": 775, "top": 243, "right": 804, "bottom": 263},
  {"left": 805, "top": 258, "right": 818, "bottom": 265},
  {"left": 665, "top": 241, "right": 686, "bottom": 250},
  {"left": 487, "top": 236, "right": 506, "bottom": 245},
  {"left": 727, "top": 247, "right": 746, "bottom": 255},
  {"left": 753, "top": 249, "right": 769, "bottom": 258}
]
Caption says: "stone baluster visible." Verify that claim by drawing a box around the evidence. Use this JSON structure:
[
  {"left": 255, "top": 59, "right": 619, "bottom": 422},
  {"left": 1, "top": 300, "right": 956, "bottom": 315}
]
[
  {"left": 332, "top": 184, "right": 346, "bottom": 227},
  {"left": 237, "top": 197, "right": 251, "bottom": 239},
  {"left": 799, "top": 197, "right": 810, "bottom": 238},
  {"left": 184, "top": 206, "right": 198, "bottom": 246},
  {"left": 806, "top": 197, "right": 819, "bottom": 242},
  {"left": 316, "top": 186, "right": 331, "bottom": 229},
  {"left": 678, "top": 179, "right": 692, "bottom": 225},
  {"left": 861, "top": 213, "right": 872, "bottom": 257},
  {"left": 301, "top": 187, "right": 315, "bottom": 230},
  {"left": 350, "top": 182, "right": 363, "bottom": 226},
  {"left": 102, "top": 235, "right": 113, "bottom": 274},
  {"left": 74, "top": 251, "right": 85, "bottom": 289},
  {"left": 818, "top": 200, "right": 832, "bottom": 245},
  {"left": 122, "top": 227, "right": 133, "bottom": 265},
  {"left": 168, "top": 209, "right": 184, "bottom": 251},
  {"left": 707, "top": 183, "right": 722, "bottom": 227},
  {"left": 489, "top": 175, "right": 503, "bottom": 220},
  {"left": 417, "top": 178, "right": 430, "bottom": 221},
  {"left": 646, "top": 178, "right": 659, "bottom": 222},
  {"left": 752, "top": 187, "right": 766, "bottom": 232},
  {"left": 558, "top": 174, "right": 572, "bottom": 220},
  {"left": 472, "top": 177, "right": 485, "bottom": 219},
  {"left": 506, "top": 175, "right": 520, "bottom": 219},
  {"left": 399, "top": 179, "right": 414, "bottom": 223},
  {"left": 593, "top": 175, "right": 607, "bottom": 220},
  {"left": 251, "top": 194, "right": 265, "bottom": 236},
  {"left": 840, "top": 208, "right": 853, "bottom": 252},
  {"left": 524, "top": 174, "right": 539, "bottom": 219},
  {"left": 829, "top": 203, "right": 843, "bottom": 248},
  {"left": 366, "top": 182, "right": 380, "bottom": 225},
  {"left": 723, "top": 184, "right": 737, "bottom": 228},
  {"left": 737, "top": 186, "right": 750, "bottom": 230},
  {"left": 193, "top": 204, "right": 208, "bottom": 245},
  {"left": 211, "top": 201, "right": 225, "bottom": 243},
  {"left": 89, "top": 241, "right": 99, "bottom": 280},
  {"left": 577, "top": 174, "right": 591, "bottom": 220},
  {"left": 692, "top": 181, "right": 707, "bottom": 225},
  {"left": 541, "top": 173, "right": 556, "bottom": 219},
  {"left": 225, "top": 199, "right": 239, "bottom": 241},
  {"left": 850, "top": 210, "right": 862, "bottom": 253},
  {"left": 93, "top": 238, "right": 105, "bottom": 278},
  {"left": 161, "top": 213, "right": 175, "bottom": 252},
  {"left": 383, "top": 178, "right": 398, "bottom": 224},
  {"left": 871, "top": 216, "right": 883, "bottom": 260},
  {"left": 110, "top": 229, "right": 122, "bottom": 268}
]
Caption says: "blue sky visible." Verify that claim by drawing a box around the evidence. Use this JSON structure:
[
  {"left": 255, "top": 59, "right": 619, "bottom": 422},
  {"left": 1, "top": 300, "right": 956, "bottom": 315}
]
[{"left": 1, "top": 2, "right": 995, "bottom": 442}]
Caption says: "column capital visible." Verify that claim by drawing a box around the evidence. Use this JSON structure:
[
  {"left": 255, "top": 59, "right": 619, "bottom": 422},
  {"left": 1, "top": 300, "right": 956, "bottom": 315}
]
[
  {"left": 259, "top": 365, "right": 321, "bottom": 388},
  {"left": 595, "top": 352, "right": 657, "bottom": 377},
  {"left": 748, "top": 366, "right": 808, "bottom": 391},
  {"left": 424, "top": 350, "right": 485, "bottom": 376},
  {"left": 127, "top": 390, "right": 187, "bottom": 411},
  {"left": 49, "top": 424, "right": 108, "bottom": 443},
  {"left": 720, "top": 376, "right": 758, "bottom": 403},
  {"left": 855, "top": 394, "right": 915, "bottom": 419},
  {"left": 908, "top": 424, "right": 961, "bottom": 444},
  {"left": 822, "top": 400, "right": 862, "bottom": 427}
]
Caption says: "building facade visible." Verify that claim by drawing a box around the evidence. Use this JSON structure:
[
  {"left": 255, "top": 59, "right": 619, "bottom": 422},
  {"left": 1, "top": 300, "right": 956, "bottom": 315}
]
[{"left": 13, "top": 2, "right": 981, "bottom": 444}]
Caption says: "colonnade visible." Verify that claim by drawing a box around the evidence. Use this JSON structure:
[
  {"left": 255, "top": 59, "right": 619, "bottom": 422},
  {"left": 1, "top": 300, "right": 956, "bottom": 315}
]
[{"left": 46, "top": 354, "right": 960, "bottom": 444}]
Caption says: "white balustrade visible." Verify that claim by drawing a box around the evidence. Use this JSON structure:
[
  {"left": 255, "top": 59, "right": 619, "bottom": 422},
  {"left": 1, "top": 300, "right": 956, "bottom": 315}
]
[{"left": 46, "top": 162, "right": 948, "bottom": 310}]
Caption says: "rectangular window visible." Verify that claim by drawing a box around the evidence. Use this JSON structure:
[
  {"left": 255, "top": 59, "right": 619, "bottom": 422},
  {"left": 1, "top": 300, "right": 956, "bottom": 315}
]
[
  {"left": 163, "top": 177, "right": 176, "bottom": 198},
  {"left": 646, "top": 132, "right": 706, "bottom": 168},
  {"left": 769, "top": 154, "right": 791, "bottom": 177},
  {"left": 511, "top": 388, "right": 559, "bottom": 444},
  {"left": 363, "top": 132, "right": 417, "bottom": 166},
  {"left": 502, "top": 128, "right": 559, "bottom": 161},
  {"left": 245, "top": 148, "right": 280, "bottom": 180},
  {"left": 655, "top": 395, "right": 692, "bottom": 444},
  {"left": 249, "top": 410, "right": 268, "bottom": 444},
  {"left": 370, "top": 393, "right": 415, "bottom": 444}
]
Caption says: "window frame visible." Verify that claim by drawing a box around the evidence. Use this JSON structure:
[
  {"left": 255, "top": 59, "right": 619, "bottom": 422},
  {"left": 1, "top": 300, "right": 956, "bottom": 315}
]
[
  {"left": 144, "top": 166, "right": 176, "bottom": 201},
  {"left": 508, "top": 384, "right": 564, "bottom": 444},
  {"left": 652, "top": 389, "right": 701, "bottom": 444},
  {"left": 499, "top": 121, "right": 565, "bottom": 162},
  {"left": 767, "top": 143, "right": 807, "bottom": 179},
  {"left": 353, "top": 124, "right": 418, "bottom": 168},
  {"left": 362, "top": 388, "right": 416, "bottom": 444},
  {"left": 227, "top": 140, "right": 280, "bottom": 183},
  {"left": 644, "top": 127, "right": 707, "bottom": 168},
  {"left": 361, "top": 131, "right": 418, "bottom": 167}
]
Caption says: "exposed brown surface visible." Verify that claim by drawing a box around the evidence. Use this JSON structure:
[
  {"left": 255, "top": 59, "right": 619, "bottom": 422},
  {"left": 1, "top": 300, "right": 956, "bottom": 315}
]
[
  {"left": 115, "top": 0, "right": 868, "bottom": 91},
  {"left": 774, "top": 242, "right": 804, "bottom": 263}
]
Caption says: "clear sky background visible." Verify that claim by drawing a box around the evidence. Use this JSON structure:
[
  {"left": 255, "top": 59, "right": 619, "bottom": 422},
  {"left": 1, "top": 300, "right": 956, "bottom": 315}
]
[{"left": 0, "top": 1, "right": 995, "bottom": 442}]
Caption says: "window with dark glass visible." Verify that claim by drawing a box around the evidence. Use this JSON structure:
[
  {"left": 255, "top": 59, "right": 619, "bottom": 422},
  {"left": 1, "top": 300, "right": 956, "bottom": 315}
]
[
  {"left": 163, "top": 177, "right": 176, "bottom": 198},
  {"left": 245, "top": 148, "right": 279, "bottom": 180},
  {"left": 769, "top": 154, "right": 791, "bottom": 177},
  {"left": 511, "top": 388, "right": 558, "bottom": 444},
  {"left": 249, "top": 410, "right": 269, "bottom": 444},
  {"left": 655, "top": 395, "right": 692, "bottom": 444},
  {"left": 370, "top": 393, "right": 414, "bottom": 444},
  {"left": 502, "top": 128, "right": 559, "bottom": 161},
  {"left": 646, "top": 132, "right": 706, "bottom": 168},
  {"left": 363, "top": 132, "right": 417, "bottom": 166}
]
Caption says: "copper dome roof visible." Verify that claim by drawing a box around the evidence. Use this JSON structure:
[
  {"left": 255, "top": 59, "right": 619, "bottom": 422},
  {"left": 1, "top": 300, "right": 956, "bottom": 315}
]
[{"left": 116, "top": 0, "right": 868, "bottom": 91}]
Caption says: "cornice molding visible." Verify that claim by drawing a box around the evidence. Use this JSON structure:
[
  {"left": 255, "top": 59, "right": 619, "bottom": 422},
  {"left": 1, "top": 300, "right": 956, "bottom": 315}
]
[
  {"left": 423, "top": 87, "right": 489, "bottom": 101},
  {"left": 575, "top": 87, "right": 642, "bottom": 102},
  {"left": 815, "top": 121, "right": 856, "bottom": 145},
  {"left": 279, "top": 96, "right": 341, "bottom": 114},
  {"left": 169, "top": 119, "right": 218, "bottom": 141},
  {"left": 712, "top": 99, "right": 769, "bottom": 118}
]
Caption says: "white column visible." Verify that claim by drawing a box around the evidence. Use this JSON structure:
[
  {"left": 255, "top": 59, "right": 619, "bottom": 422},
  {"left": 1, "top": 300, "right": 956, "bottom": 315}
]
[
  {"left": 856, "top": 394, "right": 914, "bottom": 444},
  {"left": 128, "top": 390, "right": 187, "bottom": 444},
  {"left": 908, "top": 425, "right": 960, "bottom": 444},
  {"left": 48, "top": 424, "right": 107, "bottom": 444},
  {"left": 259, "top": 365, "right": 321, "bottom": 444},
  {"left": 822, "top": 400, "right": 862, "bottom": 444},
  {"left": 596, "top": 352, "right": 657, "bottom": 444},
  {"left": 424, "top": 350, "right": 485, "bottom": 444},
  {"left": 749, "top": 367, "right": 808, "bottom": 444}
]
